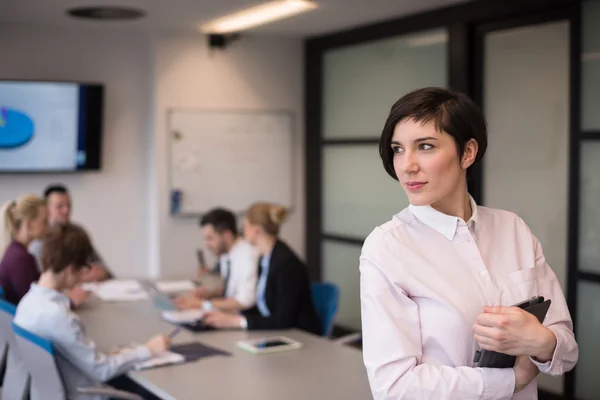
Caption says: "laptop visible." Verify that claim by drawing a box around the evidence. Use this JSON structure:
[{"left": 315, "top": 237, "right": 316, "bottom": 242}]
[
  {"left": 139, "top": 281, "right": 178, "bottom": 311},
  {"left": 140, "top": 281, "right": 213, "bottom": 332}
]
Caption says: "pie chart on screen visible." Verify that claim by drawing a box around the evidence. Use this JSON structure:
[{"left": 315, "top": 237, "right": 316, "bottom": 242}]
[{"left": 0, "top": 107, "right": 35, "bottom": 149}]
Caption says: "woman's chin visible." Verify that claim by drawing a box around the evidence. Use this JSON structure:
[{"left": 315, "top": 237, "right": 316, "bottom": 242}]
[{"left": 406, "top": 193, "right": 433, "bottom": 207}]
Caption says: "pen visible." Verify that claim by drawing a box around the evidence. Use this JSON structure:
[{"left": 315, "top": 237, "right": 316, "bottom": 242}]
[{"left": 168, "top": 327, "right": 182, "bottom": 339}]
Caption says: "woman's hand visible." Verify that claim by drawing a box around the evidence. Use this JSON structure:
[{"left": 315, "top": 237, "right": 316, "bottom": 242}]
[
  {"left": 513, "top": 355, "right": 540, "bottom": 393},
  {"left": 473, "top": 306, "right": 557, "bottom": 362}
]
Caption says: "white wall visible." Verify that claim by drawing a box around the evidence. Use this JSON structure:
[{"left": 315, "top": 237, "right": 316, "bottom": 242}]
[
  {"left": 0, "top": 24, "right": 305, "bottom": 278},
  {"left": 0, "top": 24, "right": 153, "bottom": 278},
  {"left": 152, "top": 33, "right": 305, "bottom": 277}
]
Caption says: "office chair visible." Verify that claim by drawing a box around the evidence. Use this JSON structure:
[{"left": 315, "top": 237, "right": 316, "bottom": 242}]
[
  {"left": 310, "top": 282, "right": 362, "bottom": 347},
  {"left": 310, "top": 282, "right": 340, "bottom": 337},
  {"left": 0, "top": 298, "right": 29, "bottom": 400},
  {"left": 0, "top": 286, "right": 5, "bottom": 383},
  {"left": 12, "top": 322, "right": 143, "bottom": 400}
]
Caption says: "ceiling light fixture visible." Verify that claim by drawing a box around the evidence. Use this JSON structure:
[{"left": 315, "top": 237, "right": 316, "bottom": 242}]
[{"left": 200, "top": 0, "right": 318, "bottom": 34}]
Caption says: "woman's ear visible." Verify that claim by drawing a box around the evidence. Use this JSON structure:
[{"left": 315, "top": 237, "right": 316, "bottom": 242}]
[
  {"left": 461, "top": 139, "right": 479, "bottom": 170},
  {"left": 22, "top": 216, "right": 33, "bottom": 233}
]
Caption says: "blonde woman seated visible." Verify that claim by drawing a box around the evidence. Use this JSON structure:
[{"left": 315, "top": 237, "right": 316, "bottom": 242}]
[{"left": 0, "top": 195, "right": 47, "bottom": 304}]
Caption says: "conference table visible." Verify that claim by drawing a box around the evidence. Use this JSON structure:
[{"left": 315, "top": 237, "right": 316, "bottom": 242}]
[{"left": 77, "top": 293, "right": 372, "bottom": 400}]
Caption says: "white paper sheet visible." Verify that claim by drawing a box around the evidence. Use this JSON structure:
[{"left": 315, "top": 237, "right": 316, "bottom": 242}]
[
  {"left": 133, "top": 351, "right": 185, "bottom": 370},
  {"left": 161, "top": 309, "right": 205, "bottom": 324},
  {"left": 92, "top": 279, "right": 149, "bottom": 302},
  {"left": 155, "top": 280, "right": 195, "bottom": 294}
]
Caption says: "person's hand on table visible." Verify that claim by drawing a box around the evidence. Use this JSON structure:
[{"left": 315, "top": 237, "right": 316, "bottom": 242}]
[
  {"left": 81, "top": 264, "right": 109, "bottom": 282},
  {"left": 473, "top": 305, "right": 557, "bottom": 362},
  {"left": 173, "top": 295, "right": 203, "bottom": 310},
  {"left": 146, "top": 335, "right": 172, "bottom": 355},
  {"left": 204, "top": 311, "right": 242, "bottom": 329},
  {"left": 67, "top": 286, "right": 89, "bottom": 307}
]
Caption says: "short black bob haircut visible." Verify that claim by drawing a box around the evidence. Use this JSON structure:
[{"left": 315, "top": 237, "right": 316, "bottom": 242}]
[
  {"left": 379, "top": 87, "right": 487, "bottom": 180},
  {"left": 199, "top": 208, "right": 238, "bottom": 236}
]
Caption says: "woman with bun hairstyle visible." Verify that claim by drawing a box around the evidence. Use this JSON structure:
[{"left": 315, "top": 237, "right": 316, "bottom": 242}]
[{"left": 204, "top": 202, "right": 321, "bottom": 335}]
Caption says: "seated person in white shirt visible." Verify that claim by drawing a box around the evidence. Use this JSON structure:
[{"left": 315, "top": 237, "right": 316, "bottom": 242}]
[
  {"left": 14, "top": 223, "right": 171, "bottom": 400},
  {"left": 174, "top": 208, "right": 259, "bottom": 312}
]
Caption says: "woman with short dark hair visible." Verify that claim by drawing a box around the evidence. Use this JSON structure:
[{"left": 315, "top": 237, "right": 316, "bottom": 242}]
[{"left": 361, "top": 87, "right": 577, "bottom": 399}]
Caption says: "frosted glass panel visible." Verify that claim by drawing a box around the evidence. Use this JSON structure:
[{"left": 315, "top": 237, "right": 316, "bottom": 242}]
[
  {"left": 482, "top": 21, "right": 569, "bottom": 395},
  {"left": 322, "top": 240, "right": 362, "bottom": 330},
  {"left": 582, "top": 1, "right": 600, "bottom": 130},
  {"left": 583, "top": 0, "right": 600, "bottom": 53},
  {"left": 323, "top": 145, "right": 409, "bottom": 237},
  {"left": 323, "top": 29, "right": 447, "bottom": 138},
  {"left": 575, "top": 281, "right": 600, "bottom": 400},
  {"left": 579, "top": 142, "right": 600, "bottom": 273}
]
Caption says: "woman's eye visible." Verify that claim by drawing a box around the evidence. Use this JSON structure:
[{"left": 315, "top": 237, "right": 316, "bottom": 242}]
[
  {"left": 419, "top": 143, "right": 434, "bottom": 150},
  {"left": 392, "top": 146, "right": 403, "bottom": 153}
]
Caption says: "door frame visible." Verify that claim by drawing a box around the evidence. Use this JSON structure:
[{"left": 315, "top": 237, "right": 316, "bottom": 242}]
[
  {"left": 305, "top": 2, "right": 584, "bottom": 397},
  {"left": 472, "top": 6, "right": 581, "bottom": 397}
]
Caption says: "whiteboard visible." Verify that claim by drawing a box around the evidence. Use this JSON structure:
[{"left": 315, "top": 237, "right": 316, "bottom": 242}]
[{"left": 167, "top": 109, "right": 294, "bottom": 216}]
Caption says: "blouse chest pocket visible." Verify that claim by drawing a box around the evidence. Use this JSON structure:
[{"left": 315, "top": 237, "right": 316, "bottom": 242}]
[
  {"left": 503, "top": 267, "right": 539, "bottom": 303},
  {"left": 508, "top": 267, "right": 537, "bottom": 284}
]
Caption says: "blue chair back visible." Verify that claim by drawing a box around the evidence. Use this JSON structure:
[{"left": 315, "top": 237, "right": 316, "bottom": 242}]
[
  {"left": 12, "top": 322, "right": 66, "bottom": 400},
  {"left": 311, "top": 282, "right": 340, "bottom": 337},
  {"left": 0, "top": 299, "right": 29, "bottom": 400},
  {"left": 0, "top": 296, "right": 10, "bottom": 372}
]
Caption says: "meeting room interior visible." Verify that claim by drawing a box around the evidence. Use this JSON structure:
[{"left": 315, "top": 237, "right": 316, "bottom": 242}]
[{"left": 0, "top": 0, "right": 598, "bottom": 399}]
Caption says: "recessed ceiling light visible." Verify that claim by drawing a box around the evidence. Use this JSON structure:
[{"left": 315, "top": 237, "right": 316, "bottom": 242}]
[
  {"left": 200, "top": 0, "right": 318, "bottom": 34},
  {"left": 67, "top": 6, "right": 146, "bottom": 21}
]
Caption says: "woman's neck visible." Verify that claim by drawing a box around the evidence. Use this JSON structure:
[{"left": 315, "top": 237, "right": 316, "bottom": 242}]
[
  {"left": 431, "top": 187, "right": 472, "bottom": 222},
  {"left": 256, "top": 235, "right": 277, "bottom": 256},
  {"left": 37, "top": 271, "right": 63, "bottom": 292},
  {"left": 13, "top": 230, "right": 33, "bottom": 247}
]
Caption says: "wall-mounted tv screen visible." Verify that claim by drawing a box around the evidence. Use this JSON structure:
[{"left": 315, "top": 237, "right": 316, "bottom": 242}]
[{"left": 0, "top": 80, "right": 103, "bottom": 172}]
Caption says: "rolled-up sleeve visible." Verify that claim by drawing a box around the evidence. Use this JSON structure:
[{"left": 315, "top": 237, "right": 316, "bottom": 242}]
[
  {"left": 360, "top": 229, "right": 515, "bottom": 400},
  {"left": 529, "top": 235, "right": 578, "bottom": 375}
]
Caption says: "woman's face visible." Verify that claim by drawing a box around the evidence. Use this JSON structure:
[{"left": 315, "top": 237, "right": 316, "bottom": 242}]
[
  {"left": 242, "top": 218, "right": 260, "bottom": 245},
  {"left": 27, "top": 205, "right": 48, "bottom": 239},
  {"left": 391, "top": 118, "right": 475, "bottom": 207}
]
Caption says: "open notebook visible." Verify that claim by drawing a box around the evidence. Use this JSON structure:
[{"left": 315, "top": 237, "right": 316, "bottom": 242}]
[
  {"left": 81, "top": 280, "right": 149, "bottom": 302},
  {"left": 133, "top": 351, "right": 185, "bottom": 371},
  {"left": 161, "top": 309, "right": 205, "bottom": 324},
  {"left": 128, "top": 342, "right": 231, "bottom": 371}
]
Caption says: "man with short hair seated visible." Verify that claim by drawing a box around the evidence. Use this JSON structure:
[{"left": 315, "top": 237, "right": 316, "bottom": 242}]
[
  {"left": 29, "top": 184, "right": 113, "bottom": 283},
  {"left": 175, "top": 208, "right": 259, "bottom": 313}
]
